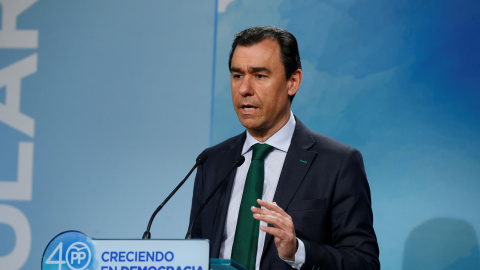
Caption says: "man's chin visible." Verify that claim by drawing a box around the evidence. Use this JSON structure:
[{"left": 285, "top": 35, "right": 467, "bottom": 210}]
[
  {"left": 241, "top": 122, "right": 268, "bottom": 135},
  {"left": 238, "top": 119, "right": 260, "bottom": 130}
]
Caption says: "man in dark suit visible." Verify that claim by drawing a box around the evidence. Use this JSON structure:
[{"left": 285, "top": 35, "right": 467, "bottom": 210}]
[{"left": 189, "top": 26, "right": 379, "bottom": 270}]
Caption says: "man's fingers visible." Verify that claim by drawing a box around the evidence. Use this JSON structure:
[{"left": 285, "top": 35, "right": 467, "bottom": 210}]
[
  {"left": 253, "top": 200, "right": 298, "bottom": 261},
  {"left": 253, "top": 211, "right": 288, "bottom": 228},
  {"left": 259, "top": 224, "right": 294, "bottom": 237},
  {"left": 251, "top": 205, "right": 282, "bottom": 218},
  {"left": 259, "top": 225, "right": 283, "bottom": 237},
  {"left": 252, "top": 205, "right": 294, "bottom": 233},
  {"left": 256, "top": 199, "right": 289, "bottom": 217}
]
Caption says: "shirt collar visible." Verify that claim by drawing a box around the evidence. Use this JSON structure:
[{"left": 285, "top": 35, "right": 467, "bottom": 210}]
[{"left": 242, "top": 112, "right": 296, "bottom": 154}]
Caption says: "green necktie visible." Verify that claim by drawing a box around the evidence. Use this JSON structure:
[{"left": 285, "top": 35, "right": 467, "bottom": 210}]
[{"left": 231, "top": 143, "right": 274, "bottom": 270}]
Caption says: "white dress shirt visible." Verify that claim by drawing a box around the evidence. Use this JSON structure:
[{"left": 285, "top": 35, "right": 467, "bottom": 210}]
[{"left": 220, "top": 112, "right": 305, "bottom": 269}]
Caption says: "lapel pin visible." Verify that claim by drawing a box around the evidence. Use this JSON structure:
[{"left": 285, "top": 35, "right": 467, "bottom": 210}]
[{"left": 300, "top": 160, "right": 307, "bottom": 163}]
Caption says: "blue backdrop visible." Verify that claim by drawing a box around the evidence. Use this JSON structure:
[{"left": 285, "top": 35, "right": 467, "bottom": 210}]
[{"left": 1, "top": 0, "right": 479, "bottom": 269}]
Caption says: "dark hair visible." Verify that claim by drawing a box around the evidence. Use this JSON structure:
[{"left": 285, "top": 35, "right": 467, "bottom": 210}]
[{"left": 228, "top": 26, "right": 302, "bottom": 80}]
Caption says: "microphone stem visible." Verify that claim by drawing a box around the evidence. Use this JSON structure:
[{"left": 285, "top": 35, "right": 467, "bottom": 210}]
[
  {"left": 185, "top": 157, "right": 244, "bottom": 239},
  {"left": 143, "top": 162, "right": 199, "bottom": 239}
]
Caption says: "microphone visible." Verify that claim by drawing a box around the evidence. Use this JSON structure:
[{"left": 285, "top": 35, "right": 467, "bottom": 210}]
[
  {"left": 142, "top": 152, "right": 208, "bottom": 239},
  {"left": 185, "top": 155, "right": 245, "bottom": 239}
]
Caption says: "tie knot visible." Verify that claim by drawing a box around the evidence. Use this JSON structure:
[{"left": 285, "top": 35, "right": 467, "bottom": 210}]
[{"left": 252, "top": 144, "right": 274, "bottom": 161}]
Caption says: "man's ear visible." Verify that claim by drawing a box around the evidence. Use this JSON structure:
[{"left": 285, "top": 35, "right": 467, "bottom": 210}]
[{"left": 287, "top": 69, "right": 302, "bottom": 97}]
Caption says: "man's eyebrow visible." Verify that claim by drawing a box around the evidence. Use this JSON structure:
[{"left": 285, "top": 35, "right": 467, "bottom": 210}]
[
  {"left": 250, "top": 66, "right": 271, "bottom": 73},
  {"left": 230, "top": 66, "right": 271, "bottom": 74},
  {"left": 230, "top": 67, "right": 242, "bottom": 73}
]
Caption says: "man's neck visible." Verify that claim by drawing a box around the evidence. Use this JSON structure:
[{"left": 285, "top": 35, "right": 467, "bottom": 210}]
[
  {"left": 245, "top": 112, "right": 296, "bottom": 146},
  {"left": 246, "top": 113, "right": 292, "bottom": 142}
]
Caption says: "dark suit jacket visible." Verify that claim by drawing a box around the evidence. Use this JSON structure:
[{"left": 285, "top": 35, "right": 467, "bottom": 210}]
[{"left": 189, "top": 118, "right": 380, "bottom": 269}]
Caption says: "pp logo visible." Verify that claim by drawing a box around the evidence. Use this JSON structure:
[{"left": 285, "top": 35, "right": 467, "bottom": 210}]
[
  {"left": 66, "top": 242, "right": 92, "bottom": 270},
  {"left": 44, "top": 240, "right": 92, "bottom": 270}
]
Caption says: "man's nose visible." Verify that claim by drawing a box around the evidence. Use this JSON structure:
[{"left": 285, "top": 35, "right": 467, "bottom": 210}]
[{"left": 238, "top": 76, "right": 253, "bottom": 96}]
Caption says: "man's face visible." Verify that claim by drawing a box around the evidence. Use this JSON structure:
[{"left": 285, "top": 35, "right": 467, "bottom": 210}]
[{"left": 230, "top": 39, "right": 301, "bottom": 141}]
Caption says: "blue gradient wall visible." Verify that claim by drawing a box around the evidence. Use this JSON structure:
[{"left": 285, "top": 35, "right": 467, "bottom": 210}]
[
  {"left": 1, "top": 0, "right": 479, "bottom": 269},
  {"left": 0, "top": 1, "right": 215, "bottom": 269},
  {"left": 211, "top": 0, "right": 480, "bottom": 269}
]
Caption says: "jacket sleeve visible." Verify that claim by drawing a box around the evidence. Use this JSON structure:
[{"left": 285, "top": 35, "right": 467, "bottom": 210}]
[{"left": 301, "top": 148, "right": 380, "bottom": 270}]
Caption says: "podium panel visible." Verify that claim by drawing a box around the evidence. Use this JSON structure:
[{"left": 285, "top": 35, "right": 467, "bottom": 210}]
[{"left": 42, "top": 231, "right": 209, "bottom": 270}]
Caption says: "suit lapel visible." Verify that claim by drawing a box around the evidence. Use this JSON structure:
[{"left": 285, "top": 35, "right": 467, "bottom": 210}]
[
  {"left": 210, "top": 133, "right": 246, "bottom": 257},
  {"left": 262, "top": 119, "right": 317, "bottom": 257}
]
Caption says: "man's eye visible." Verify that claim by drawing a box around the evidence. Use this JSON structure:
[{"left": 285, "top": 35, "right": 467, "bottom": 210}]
[
  {"left": 256, "top": 74, "right": 266, "bottom": 78},
  {"left": 232, "top": 74, "right": 242, "bottom": 79}
]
